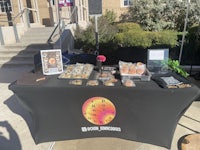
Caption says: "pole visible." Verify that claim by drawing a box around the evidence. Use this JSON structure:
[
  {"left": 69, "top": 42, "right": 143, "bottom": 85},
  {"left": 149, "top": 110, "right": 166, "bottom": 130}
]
[
  {"left": 179, "top": 0, "right": 190, "bottom": 63},
  {"left": 0, "top": 26, "right": 5, "bottom": 45},
  {"left": 57, "top": 0, "right": 62, "bottom": 51},
  {"left": 94, "top": 15, "right": 99, "bottom": 55}
]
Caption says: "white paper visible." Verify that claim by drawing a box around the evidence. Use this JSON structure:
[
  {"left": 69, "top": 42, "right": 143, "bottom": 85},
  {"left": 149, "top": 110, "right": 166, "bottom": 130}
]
[{"left": 149, "top": 50, "right": 165, "bottom": 60}]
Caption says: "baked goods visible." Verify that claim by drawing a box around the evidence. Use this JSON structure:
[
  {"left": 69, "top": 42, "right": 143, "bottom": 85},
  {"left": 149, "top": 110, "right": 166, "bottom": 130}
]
[
  {"left": 128, "top": 64, "right": 136, "bottom": 74},
  {"left": 69, "top": 80, "right": 82, "bottom": 85},
  {"left": 119, "top": 61, "right": 146, "bottom": 76},
  {"left": 98, "top": 71, "right": 115, "bottom": 81},
  {"left": 122, "top": 79, "right": 136, "bottom": 87},
  {"left": 58, "top": 63, "right": 94, "bottom": 79},
  {"left": 167, "top": 83, "right": 191, "bottom": 89},
  {"left": 86, "top": 80, "right": 99, "bottom": 86},
  {"left": 136, "top": 62, "right": 145, "bottom": 75},
  {"left": 103, "top": 80, "right": 115, "bottom": 86}
]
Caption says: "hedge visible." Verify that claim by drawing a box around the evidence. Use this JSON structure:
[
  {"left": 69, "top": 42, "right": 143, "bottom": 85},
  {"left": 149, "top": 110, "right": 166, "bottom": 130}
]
[
  {"left": 116, "top": 22, "right": 143, "bottom": 32},
  {"left": 114, "top": 23, "right": 178, "bottom": 48}
]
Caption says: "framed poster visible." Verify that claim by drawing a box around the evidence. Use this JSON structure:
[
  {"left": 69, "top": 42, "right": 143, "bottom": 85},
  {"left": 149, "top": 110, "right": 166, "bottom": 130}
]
[
  {"left": 40, "top": 49, "right": 63, "bottom": 75},
  {"left": 147, "top": 49, "right": 169, "bottom": 73}
]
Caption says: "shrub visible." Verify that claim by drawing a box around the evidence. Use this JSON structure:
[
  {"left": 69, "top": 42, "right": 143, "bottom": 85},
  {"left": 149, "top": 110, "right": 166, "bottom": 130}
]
[
  {"left": 188, "top": 25, "right": 200, "bottom": 50},
  {"left": 74, "top": 25, "right": 96, "bottom": 50},
  {"left": 116, "top": 22, "right": 143, "bottom": 32},
  {"left": 115, "top": 23, "right": 178, "bottom": 48},
  {"left": 115, "top": 31, "right": 152, "bottom": 47},
  {"left": 74, "top": 10, "right": 118, "bottom": 52},
  {"left": 184, "top": 25, "right": 200, "bottom": 65},
  {"left": 149, "top": 30, "right": 178, "bottom": 47}
]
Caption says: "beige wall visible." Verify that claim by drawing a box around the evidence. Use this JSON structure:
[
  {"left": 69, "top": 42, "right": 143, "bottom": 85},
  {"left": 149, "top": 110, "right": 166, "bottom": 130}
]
[
  {"left": 0, "top": 0, "right": 20, "bottom": 26},
  {"left": 0, "top": 0, "right": 53, "bottom": 27},
  {"left": 102, "top": 0, "right": 129, "bottom": 21},
  {"left": 1, "top": 0, "right": 130, "bottom": 27},
  {"left": 1, "top": 26, "right": 25, "bottom": 44},
  {"left": 37, "top": 1, "right": 53, "bottom": 26}
]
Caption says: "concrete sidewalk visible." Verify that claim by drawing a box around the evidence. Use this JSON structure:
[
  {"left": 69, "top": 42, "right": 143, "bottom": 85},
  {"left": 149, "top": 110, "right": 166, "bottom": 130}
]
[
  {"left": 0, "top": 66, "right": 199, "bottom": 150},
  {"left": 0, "top": 66, "right": 53, "bottom": 150}
]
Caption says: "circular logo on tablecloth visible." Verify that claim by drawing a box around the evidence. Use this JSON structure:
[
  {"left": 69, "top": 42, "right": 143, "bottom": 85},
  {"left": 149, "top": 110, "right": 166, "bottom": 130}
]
[{"left": 82, "top": 97, "right": 116, "bottom": 125}]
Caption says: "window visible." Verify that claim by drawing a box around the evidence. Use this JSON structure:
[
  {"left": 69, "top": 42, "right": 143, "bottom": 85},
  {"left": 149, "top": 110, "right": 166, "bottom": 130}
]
[
  {"left": 123, "top": 0, "right": 133, "bottom": 6},
  {"left": 0, "top": 0, "right": 12, "bottom": 13}
]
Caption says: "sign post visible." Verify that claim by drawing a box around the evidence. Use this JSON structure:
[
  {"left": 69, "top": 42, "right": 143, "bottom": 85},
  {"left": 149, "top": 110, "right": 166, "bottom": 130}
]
[
  {"left": 57, "top": 0, "right": 74, "bottom": 51},
  {"left": 95, "top": 15, "right": 100, "bottom": 55},
  {"left": 179, "top": 0, "right": 190, "bottom": 63},
  {"left": 88, "top": 0, "right": 102, "bottom": 55}
]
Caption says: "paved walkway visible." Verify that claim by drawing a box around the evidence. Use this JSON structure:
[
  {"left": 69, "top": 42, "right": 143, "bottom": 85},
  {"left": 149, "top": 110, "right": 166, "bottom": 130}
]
[
  {"left": 0, "top": 66, "right": 199, "bottom": 150},
  {"left": 0, "top": 66, "right": 52, "bottom": 150}
]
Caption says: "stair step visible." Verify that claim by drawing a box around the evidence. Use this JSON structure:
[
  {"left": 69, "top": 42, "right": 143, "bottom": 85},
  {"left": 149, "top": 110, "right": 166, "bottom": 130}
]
[
  {"left": 0, "top": 54, "right": 33, "bottom": 61},
  {"left": 0, "top": 27, "right": 55, "bottom": 67},
  {"left": 0, "top": 52, "right": 38, "bottom": 57},
  {"left": 20, "top": 39, "right": 49, "bottom": 44},
  {"left": 22, "top": 31, "right": 54, "bottom": 37},
  {"left": 28, "top": 27, "right": 54, "bottom": 31},
  {"left": 0, "top": 59, "right": 34, "bottom": 65},
  {"left": 1, "top": 44, "right": 51, "bottom": 51},
  {"left": 22, "top": 27, "right": 55, "bottom": 37},
  {"left": 0, "top": 63, "right": 34, "bottom": 68}
]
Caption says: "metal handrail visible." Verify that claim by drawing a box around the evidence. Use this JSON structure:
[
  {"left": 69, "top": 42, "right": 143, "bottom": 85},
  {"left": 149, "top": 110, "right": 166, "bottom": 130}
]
[
  {"left": 47, "top": 23, "right": 59, "bottom": 43},
  {"left": 47, "top": 6, "right": 78, "bottom": 48},
  {"left": 0, "top": 7, "right": 37, "bottom": 24},
  {"left": 0, "top": 7, "right": 38, "bottom": 45}
]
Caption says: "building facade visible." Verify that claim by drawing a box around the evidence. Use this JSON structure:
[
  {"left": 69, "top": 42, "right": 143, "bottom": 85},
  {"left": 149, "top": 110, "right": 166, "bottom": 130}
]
[
  {"left": 102, "top": 0, "right": 132, "bottom": 21},
  {"left": 0, "top": 0, "right": 89, "bottom": 27},
  {"left": 0, "top": 0, "right": 132, "bottom": 27}
]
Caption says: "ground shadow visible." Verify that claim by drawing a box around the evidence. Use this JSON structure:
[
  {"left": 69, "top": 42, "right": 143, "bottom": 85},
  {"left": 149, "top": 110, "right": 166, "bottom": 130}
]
[
  {"left": 0, "top": 43, "right": 52, "bottom": 83},
  {"left": 0, "top": 121, "right": 22, "bottom": 150},
  {"left": 3, "top": 95, "right": 35, "bottom": 142}
]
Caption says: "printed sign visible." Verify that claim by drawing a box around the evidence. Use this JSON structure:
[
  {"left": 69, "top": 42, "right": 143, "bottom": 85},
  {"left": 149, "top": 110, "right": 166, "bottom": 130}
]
[
  {"left": 82, "top": 97, "right": 116, "bottom": 125},
  {"left": 149, "top": 50, "right": 165, "bottom": 60},
  {"left": 40, "top": 49, "right": 63, "bottom": 75},
  {"left": 147, "top": 49, "right": 169, "bottom": 73},
  {"left": 81, "top": 96, "right": 121, "bottom": 133},
  {"left": 58, "top": 0, "right": 73, "bottom": 7}
]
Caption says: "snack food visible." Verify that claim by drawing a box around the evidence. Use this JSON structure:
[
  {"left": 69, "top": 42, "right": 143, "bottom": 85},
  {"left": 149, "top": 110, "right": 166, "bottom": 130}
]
[
  {"left": 128, "top": 64, "right": 136, "bottom": 74},
  {"left": 86, "top": 80, "right": 99, "bottom": 86},
  {"left": 69, "top": 80, "right": 82, "bottom": 85},
  {"left": 119, "top": 61, "right": 146, "bottom": 76},
  {"left": 103, "top": 80, "right": 115, "bottom": 86},
  {"left": 122, "top": 79, "right": 136, "bottom": 87},
  {"left": 58, "top": 63, "right": 94, "bottom": 79}
]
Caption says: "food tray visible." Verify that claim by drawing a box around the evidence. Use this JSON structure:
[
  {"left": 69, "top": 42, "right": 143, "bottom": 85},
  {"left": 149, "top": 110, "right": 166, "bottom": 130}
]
[
  {"left": 58, "top": 63, "right": 94, "bottom": 79},
  {"left": 121, "top": 69, "right": 151, "bottom": 81}
]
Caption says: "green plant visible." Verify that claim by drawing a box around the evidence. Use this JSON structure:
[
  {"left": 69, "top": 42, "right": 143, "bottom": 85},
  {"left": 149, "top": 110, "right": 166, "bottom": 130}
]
[
  {"left": 120, "top": 0, "right": 200, "bottom": 32},
  {"left": 114, "top": 23, "right": 178, "bottom": 48},
  {"left": 74, "top": 10, "right": 117, "bottom": 51},
  {"left": 116, "top": 22, "right": 143, "bottom": 32},
  {"left": 167, "top": 59, "right": 189, "bottom": 78},
  {"left": 149, "top": 30, "right": 178, "bottom": 47}
]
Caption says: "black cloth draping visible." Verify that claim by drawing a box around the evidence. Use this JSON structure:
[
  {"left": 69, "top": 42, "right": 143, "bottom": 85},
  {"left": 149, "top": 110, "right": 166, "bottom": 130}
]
[{"left": 9, "top": 72, "right": 200, "bottom": 149}]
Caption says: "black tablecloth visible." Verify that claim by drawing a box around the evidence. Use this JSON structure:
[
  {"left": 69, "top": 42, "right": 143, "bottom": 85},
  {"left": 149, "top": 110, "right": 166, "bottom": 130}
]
[{"left": 9, "top": 73, "right": 200, "bottom": 149}]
